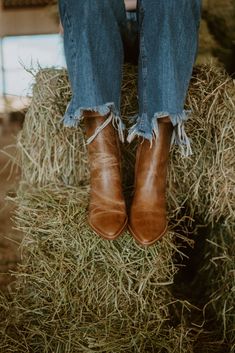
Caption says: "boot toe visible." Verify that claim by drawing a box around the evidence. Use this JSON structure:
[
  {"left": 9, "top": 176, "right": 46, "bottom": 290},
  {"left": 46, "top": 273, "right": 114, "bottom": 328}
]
[
  {"left": 129, "top": 211, "right": 167, "bottom": 246},
  {"left": 89, "top": 212, "right": 127, "bottom": 240}
]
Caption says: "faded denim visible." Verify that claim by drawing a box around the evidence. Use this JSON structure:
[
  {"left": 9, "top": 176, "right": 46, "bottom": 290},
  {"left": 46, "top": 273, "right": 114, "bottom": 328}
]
[{"left": 58, "top": 0, "right": 201, "bottom": 156}]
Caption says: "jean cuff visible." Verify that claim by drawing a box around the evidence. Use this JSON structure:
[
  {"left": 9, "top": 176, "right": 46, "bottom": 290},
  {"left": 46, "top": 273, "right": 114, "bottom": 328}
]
[
  {"left": 127, "top": 110, "right": 192, "bottom": 157},
  {"left": 60, "top": 102, "right": 125, "bottom": 144}
]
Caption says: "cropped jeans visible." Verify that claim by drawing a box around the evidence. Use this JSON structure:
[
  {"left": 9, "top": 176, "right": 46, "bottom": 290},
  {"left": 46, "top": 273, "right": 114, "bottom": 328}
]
[{"left": 58, "top": 0, "right": 201, "bottom": 156}]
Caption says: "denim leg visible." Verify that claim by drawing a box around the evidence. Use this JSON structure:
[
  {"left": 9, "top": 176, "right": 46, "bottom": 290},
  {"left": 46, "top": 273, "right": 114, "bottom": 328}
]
[
  {"left": 127, "top": 0, "right": 202, "bottom": 156},
  {"left": 58, "top": 0, "right": 127, "bottom": 142}
]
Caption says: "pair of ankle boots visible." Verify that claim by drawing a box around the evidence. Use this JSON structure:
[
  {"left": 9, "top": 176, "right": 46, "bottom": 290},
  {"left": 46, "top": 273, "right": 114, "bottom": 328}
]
[{"left": 84, "top": 111, "right": 173, "bottom": 246}]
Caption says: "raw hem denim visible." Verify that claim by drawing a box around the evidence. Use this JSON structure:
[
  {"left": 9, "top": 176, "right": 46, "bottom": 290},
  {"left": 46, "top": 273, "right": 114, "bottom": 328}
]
[
  {"left": 61, "top": 101, "right": 125, "bottom": 143},
  {"left": 127, "top": 110, "right": 192, "bottom": 156},
  {"left": 58, "top": 0, "right": 201, "bottom": 157}
]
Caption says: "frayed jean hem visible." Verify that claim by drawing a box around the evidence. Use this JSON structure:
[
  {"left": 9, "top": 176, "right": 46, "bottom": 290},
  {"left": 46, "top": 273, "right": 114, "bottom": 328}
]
[
  {"left": 127, "top": 110, "right": 192, "bottom": 157},
  {"left": 60, "top": 102, "right": 125, "bottom": 144}
]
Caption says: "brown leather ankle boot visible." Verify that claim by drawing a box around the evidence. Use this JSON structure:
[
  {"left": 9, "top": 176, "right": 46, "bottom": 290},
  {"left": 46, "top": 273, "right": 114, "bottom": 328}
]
[
  {"left": 128, "top": 118, "right": 173, "bottom": 246},
  {"left": 83, "top": 111, "right": 127, "bottom": 240}
]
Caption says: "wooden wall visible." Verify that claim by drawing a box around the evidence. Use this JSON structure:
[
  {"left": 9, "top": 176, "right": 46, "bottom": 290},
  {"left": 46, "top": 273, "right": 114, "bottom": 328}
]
[{"left": 0, "top": 6, "right": 58, "bottom": 37}]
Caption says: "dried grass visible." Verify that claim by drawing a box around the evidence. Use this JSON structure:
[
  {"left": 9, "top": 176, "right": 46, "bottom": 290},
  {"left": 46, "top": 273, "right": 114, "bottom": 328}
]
[
  {"left": 168, "top": 65, "right": 235, "bottom": 226},
  {"left": 18, "top": 64, "right": 235, "bottom": 225},
  {"left": 0, "top": 63, "right": 234, "bottom": 352},
  {"left": 18, "top": 68, "right": 89, "bottom": 186},
  {"left": 194, "top": 224, "right": 235, "bottom": 352},
  {"left": 18, "top": 64, "right": 138, "bottom": 188},
  {"left": 0, "top": 184, "right": 194, "bottom": 353}
]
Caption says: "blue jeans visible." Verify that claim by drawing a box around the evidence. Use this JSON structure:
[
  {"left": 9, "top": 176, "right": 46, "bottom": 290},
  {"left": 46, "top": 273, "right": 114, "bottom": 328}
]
[{"left": 58, "top": 0, "right": 201, "bottom": 156}]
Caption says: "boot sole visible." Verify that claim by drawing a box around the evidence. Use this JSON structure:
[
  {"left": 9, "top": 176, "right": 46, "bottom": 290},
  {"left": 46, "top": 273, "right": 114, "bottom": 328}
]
[
  {"left": 128, "top": 223, "right": 168, "bottom": 247},
  {"left": 88, "top": 217, "right": 128, "bottom": 241}
]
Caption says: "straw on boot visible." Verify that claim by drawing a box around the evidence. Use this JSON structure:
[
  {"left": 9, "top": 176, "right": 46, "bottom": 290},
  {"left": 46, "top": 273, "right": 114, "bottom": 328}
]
[
  {"left": 129, "top": 118, "right": 173, "bottom": 246},
  {"left": 84, "top": 111, "right": 128, "bottom": 240}
]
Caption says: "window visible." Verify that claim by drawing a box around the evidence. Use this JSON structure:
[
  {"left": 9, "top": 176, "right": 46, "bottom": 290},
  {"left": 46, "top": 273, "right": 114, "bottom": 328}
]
[{"left": 0, "top": 34, "right": 65, "bottom": 97}]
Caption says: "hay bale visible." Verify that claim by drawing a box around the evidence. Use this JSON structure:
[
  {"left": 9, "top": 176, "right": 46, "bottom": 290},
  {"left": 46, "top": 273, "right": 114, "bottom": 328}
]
[
  {"left": 18, "top": 64, "right": 234, "bottom": 226},
  {"left": 168, "top": 65, "right": 235, "bottom": 226},
  {"left": 0, "top": 184, "right": 194, "bottom": 353},
  {"left": 3, "top": 63, "right": 233, "bottom": 352},
  {"left": 202, "top": 0, "right": 235, "bottom": 73},
  {"left": 18, "top": 68, "right": 89, "bottom": 186},
  {"left": 18, "top": 65, "right": 138, "bottom": 187},
  {"left": 193, "top": 224, "right": 235, "bottom": 352},
  {"left": 197, "top": 19, "right": 221, "bottom": 66}
]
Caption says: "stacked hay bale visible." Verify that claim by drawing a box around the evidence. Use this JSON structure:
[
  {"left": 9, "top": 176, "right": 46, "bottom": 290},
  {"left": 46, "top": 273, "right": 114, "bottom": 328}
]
[
  {"left": 169, "top": 65, "right": 235, "bottom": 352},
  {"left": 0, "top": 64, "right": 195, "bottom": 353},
  {"left": 198, "top": 0, "right": 235, "bottom": 73},
  {"left": 168, "top": 65, "right": 234, "bottom": 226},
  {"left": 193, "top": 224, "right": 235, "bottom": 353},
  {"left": 18, "top": 68, "right": 89, "bottom": 186},
  {"left": 0, "top": 63, "right": 234, "bottom": 352},
  {"left": 0, "top": 185, "right": 195, "bottom": 353}
]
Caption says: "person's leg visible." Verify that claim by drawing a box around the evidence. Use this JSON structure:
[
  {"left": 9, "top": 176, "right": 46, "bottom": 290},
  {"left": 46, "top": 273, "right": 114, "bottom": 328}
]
[
  {"left": 128, "top": 0, "right": 202, "bottom": 245},
  {"left": 58, "top": 0, "right": 127, "bottom": 135},
  {"left": 128, "top": 0, "right": 201, "bottom": 154},
  {"left": 58, "top": 0, "right": 128, "bottom": 239}
]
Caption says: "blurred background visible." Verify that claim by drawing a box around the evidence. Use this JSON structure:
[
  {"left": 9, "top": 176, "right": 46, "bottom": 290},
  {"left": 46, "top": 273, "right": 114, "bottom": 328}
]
[{"left": 0, "top": 0, "right": 235, "bottom": 290}]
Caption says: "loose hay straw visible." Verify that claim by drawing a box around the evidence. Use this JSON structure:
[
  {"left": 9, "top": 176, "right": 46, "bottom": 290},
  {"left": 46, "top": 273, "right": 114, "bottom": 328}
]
[
  {"left": 0, "top": 184, "right": 194, "bottom": 353},
  {"left": 17, "top": 64, "right": 138, "bottom": 188},
  {"left": 168, "top": 65, "right": 235, "bottom": 226},
  {"left": 18, "top": 64, "right": 235, "bottom": 225},
  {"left": 193, "top": 224, "right": 235, "bottom": 352},
  {"left": 18, "top": 68, "right": 89, "bottom": 186},
  {"left": 1, "top": 63, "right": 234, "bottom": 352}
]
